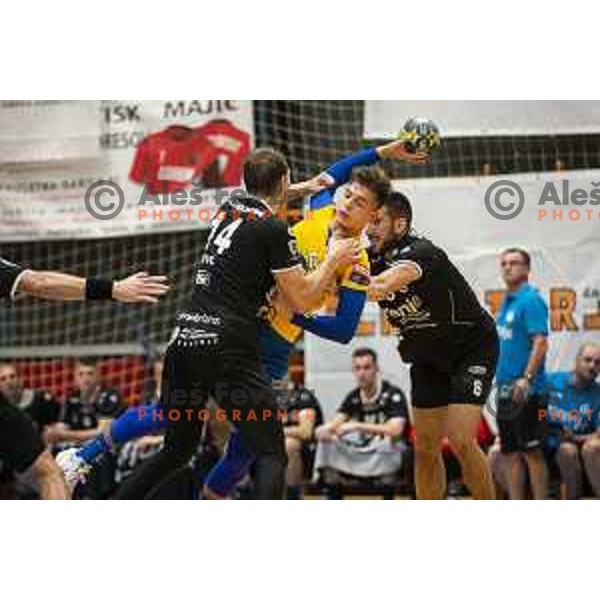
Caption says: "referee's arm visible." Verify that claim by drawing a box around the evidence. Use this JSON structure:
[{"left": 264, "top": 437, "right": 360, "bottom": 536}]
[{"left": 16, "top": 269, "right": 169, "bottom": 303}]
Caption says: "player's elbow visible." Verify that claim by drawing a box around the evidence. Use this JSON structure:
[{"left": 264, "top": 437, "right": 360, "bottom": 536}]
[
  {"left": 534, "top": 335, "right": 549, "bottom": 355},
  {"left": 20, "top": 271, "right": 60, "bottom": 299},
  {"left": 337, "top": 312, "right": 361, "bottom": 344},
  {"left": 17, "top": 270, "right": 44, "bottom": 296},
  {"left": 337, "top": 328, "right": 354, "bottom": 344}
]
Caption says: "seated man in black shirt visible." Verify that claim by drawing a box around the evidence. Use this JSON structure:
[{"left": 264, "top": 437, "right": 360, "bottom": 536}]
[
  {"left": 0, "top": 362, "right": 61, "bottom": 434},
  {"left": 315, "top": 348, "right": 410, "bottom": 499},
  {"left": 276, "top": 381, "right": 323, "bottom": 500},
  {"left": 367, "top": 192, "right": 499, "bottom": 500},
  {"left": 0, "top": 362, "right": 61, "bottom": 497},
  {"left": 47, "top": 358, "right": 121, "bottom": 499}
]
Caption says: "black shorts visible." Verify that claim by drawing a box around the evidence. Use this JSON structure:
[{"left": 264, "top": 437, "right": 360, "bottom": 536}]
[
  {"left": 497, "top": 392, "right": 548, "bottom": 454},
  {"left": 410, "top": 327, "right": 499, "bottom": 410},
  {"left": 0, "top": 396, "right": 45, "bottom": 474},
  {"left": 160, "top": 339, "right": 284, "bottom": 459}
]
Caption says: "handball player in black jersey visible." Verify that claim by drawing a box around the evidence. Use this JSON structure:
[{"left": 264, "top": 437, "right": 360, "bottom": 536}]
[
  {"left": 114, "top": 148, "right": 361, "bottom": 500},
  {"left": 367, "top": 192, "right": 498, "bottom": 500}
]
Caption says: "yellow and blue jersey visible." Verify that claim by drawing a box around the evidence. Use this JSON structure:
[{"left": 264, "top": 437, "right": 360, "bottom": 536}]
[{"left": 265, "top": 204, "right": 370, "bottom": 344}]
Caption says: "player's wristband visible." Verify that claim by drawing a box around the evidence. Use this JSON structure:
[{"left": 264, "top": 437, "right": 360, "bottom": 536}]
[{"left": 86, "top": 278, "right": 114, "bottom": 301}]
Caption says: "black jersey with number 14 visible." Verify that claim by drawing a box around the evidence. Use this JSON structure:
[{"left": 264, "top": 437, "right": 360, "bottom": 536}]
[
  {"left": 176, "top": 195, "right": 301, "bottom": 352},
  {"left": 371, "top": 235, "right": 495, "bottom": 366}
]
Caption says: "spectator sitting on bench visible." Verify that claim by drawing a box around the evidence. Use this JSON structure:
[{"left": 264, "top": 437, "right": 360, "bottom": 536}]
[
  {"left": 314, "top": 348, "right": 410, "bottom": 499},
  {"left": 275, "top": 375, "right": 323, "bottom": 500},
  {"left": 545, "top": 342, "right": 600, "bottom": 499}
]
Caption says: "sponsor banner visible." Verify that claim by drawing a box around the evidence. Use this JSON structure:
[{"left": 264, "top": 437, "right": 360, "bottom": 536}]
[
  {"left": 306, "top": 170, "right": 600, "bottom": 419},
  {"left": 0, "top": 100, "right": 253, "bottom": 241},
  {"left": 364, "top": 100, "right": 600, "bottom": 138}
]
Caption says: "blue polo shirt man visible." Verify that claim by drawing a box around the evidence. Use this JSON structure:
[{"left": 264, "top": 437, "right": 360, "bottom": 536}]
[
  {"left": 497, "top": 283, "right": 548, "bottom": 394},
  {"left": 543, "top": 343, "right": 600, "bottom": 498},
  {"left": 494, "top": 248, "right": 549, "bottom": 500},
  {"left": 546, "top": 371, "right": 600, "bottom": 441}
]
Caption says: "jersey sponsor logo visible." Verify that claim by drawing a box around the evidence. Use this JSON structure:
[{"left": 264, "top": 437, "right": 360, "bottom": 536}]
[
  {"left": 156, "top": 165, "right": 196, "bottom": 182},
  {"left": 195, "top": 269, "right": 211, "bottom": 287},
  {"left": 178, "top": 311, "right": 221, "bottom": 326},
  {"left": 173, "top": 328, "right": 220, "bottom": 347},
  {"left": 200, "top": 253, "right": 215, "bottom": 266},
  {"left": 385, "top": 293, "right": 434, "bottom": 333},
  {"left": 467, "top": 365, "right": 488, "bottom": 376},
  {"left": 497, "top": 324, "right": 513, "bottom": 340}
]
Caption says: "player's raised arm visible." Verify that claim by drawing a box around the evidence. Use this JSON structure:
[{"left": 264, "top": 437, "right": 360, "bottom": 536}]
[
  {"left": 309, "top": 140, "right": 429, "bottom": 210},
  {"left": 15, "top": 269, "right": 169, "bottom": 303}
]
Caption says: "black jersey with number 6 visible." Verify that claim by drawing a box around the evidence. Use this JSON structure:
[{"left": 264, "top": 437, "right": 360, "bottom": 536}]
[
  {"left": 176, "top": 195, "right": 301, "bottom": 352},
  {"left": 371, "top": 235, "right": 496, "bottom": 366}
]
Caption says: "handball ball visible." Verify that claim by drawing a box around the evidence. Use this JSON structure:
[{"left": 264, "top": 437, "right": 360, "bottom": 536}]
[{"left": 399, "top": 117, "right": 441, "bottom": 154}]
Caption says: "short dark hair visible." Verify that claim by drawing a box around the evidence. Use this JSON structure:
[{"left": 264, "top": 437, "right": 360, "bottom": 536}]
[
  {"left": 352, "top": 347, "right": 378, "bottom": 364},
  {"left": 350, "top": 166, "right": 391, "bottom": 207},
  {"left": 243, "top": 147, "right": 289, "bottom": 198},
  {"left": 76, "top": 357, "right": 97, "bottom": 369},
  {"left": 502, "top": 247, "right": 531, "bottom": 268},
  {"left": 384, "top": 191, "right": 413, "bottom": 230}
]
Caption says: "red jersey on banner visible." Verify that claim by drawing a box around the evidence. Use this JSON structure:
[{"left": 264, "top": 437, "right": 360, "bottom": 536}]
[
  {"left": 194, "top": 119, "right": 251, "bottom": 187},
  {"left": 129, "top": 125, "right": 218, "bottom": 193}
]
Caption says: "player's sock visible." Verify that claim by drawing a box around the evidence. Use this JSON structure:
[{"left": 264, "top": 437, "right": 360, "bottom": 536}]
[
  {"left": 110, "top": 405, "right": 166, "bottom": 444},
  {"left": 78, "top": 433, "right": 111, "bottom": 463},
  {"left": 204, "top": 429, "right": 255, "bottom": 497},
  {"left": 78, "top": 405, "right": 166, "bottom": 464}
]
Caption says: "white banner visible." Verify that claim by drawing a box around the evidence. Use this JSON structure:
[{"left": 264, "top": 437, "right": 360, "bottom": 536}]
[
  {"left": 306, "top": 169, "right": 600, "bottom": 419},
  {"left": 0, "top": 100, "right": 254, "bottom": 241},
  {"left": 364, "top": 100, "right": 600, "bottom": 138}
]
